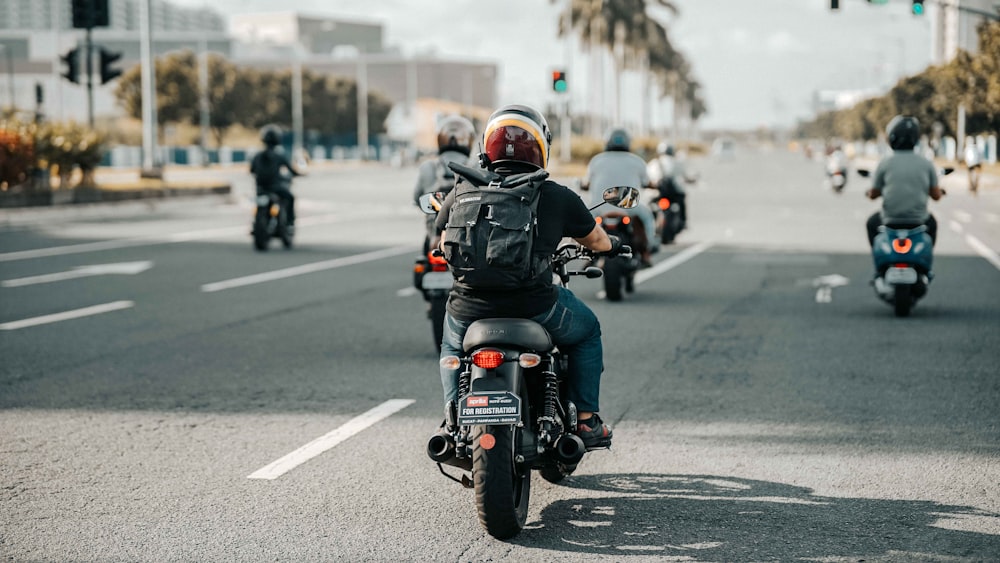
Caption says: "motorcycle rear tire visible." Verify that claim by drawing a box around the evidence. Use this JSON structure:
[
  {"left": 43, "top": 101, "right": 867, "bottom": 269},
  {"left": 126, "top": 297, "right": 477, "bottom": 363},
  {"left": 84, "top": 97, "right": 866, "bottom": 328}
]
[
  {"left": 473, "top": 382, "right": 531, "bottom": 541},
  {"left": 252, "top": 215, "right": 269, "bottom": 252},
  {"left": 893, "top": 284, "right": 912, "bottom": 317},
  {"left": 603, "top": 258, "right": 625, "bottom": 302}
]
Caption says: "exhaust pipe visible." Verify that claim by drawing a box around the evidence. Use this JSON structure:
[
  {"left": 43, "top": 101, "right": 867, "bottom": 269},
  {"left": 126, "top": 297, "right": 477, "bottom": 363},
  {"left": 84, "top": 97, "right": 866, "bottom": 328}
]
[
  {"left": 553, "top": 433, "right": 585, "bottom": 465},
  {"left": 427, "top": 429, "right": 456, "bottom": 464}
]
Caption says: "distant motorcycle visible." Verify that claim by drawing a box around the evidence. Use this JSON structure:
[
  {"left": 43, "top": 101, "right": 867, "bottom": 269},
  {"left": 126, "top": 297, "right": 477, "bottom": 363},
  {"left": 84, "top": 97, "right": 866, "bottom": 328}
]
[
  {"left": 859, "top": 167, "right": 951, "bottom": 317},
  {"left": 826, "top": 152, "right": 848, "bottom": 193},
  {"left": 251, "top": 176, "right": 293, "bottom": 251},
  {"left": 596, "top": 210, "right": 640, "bottom": 301}
]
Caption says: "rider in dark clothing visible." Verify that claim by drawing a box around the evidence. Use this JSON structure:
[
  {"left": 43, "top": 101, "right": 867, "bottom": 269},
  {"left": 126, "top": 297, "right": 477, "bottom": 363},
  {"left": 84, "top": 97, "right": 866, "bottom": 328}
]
[
  {"left": 251, "top": 125, "right": 302, "bottom": 228},
  {"left": 434, "top": 104, "right": 620, "bottom": 449}
]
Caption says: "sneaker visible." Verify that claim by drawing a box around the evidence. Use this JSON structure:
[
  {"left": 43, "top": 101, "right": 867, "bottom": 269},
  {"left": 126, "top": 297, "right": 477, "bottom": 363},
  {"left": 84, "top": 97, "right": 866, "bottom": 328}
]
[{"left": 576, "top": 414, "right": 613, "bottom": 449}]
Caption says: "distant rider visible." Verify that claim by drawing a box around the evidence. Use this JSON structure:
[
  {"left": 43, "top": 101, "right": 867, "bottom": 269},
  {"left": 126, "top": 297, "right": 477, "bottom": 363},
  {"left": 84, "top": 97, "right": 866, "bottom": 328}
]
[
  {"left": 250, "top": 125, "right": 302, "bottom": 232},
  {"left": 646, "top": 141, "right": 694, "bottom": 226},
  {"left": 964, "top": 136, "right": 982, "bottom": 195},
  {"left": 434, "top": 104, "right": 620, "bottom": 448},
  {"left": 583, "top": 128, "right": 657, "bottom": 267},
  {"left": 413, "top": 115, "right": 477, "bottom": 252},
  {"left": 865, "top": 115, "right": 944, "bottom": 247}
]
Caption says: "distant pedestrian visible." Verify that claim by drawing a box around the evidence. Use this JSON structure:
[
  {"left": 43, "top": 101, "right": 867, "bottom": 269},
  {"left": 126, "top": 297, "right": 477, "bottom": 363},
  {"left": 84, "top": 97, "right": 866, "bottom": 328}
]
[{"left": 964, "top": 137, "right": 982, "bottom": 195}]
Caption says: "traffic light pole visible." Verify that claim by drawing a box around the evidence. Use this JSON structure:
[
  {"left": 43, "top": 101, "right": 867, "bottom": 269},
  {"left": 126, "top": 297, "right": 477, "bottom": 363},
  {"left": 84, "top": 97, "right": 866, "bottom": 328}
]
[{"left": 85, "top": 27, "right": 94, "bottom": 127}]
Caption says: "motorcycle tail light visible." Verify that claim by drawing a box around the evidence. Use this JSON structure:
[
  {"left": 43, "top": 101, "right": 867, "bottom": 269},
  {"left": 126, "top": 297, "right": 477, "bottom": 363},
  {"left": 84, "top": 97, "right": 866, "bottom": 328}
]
[
  {"left": 440, "top": 356, "right": 461, "bottom": 370},
  {"left": 472, "top": 349, "right": 504, "bottom": 369},
  {"left": 658, "top": 198, "right": 671, "bottom": 210},
  {"left": 429, "top": 253, "right": 448, "bottom": 265},
  {"left": 621, "top": 216, "right": 631, "bottom": 225},
  {"left": 895, "top": 263, "right": 910, "bottom": 268},
  {"left": 518, "top": 353, "right": 541, "bottom": 368},
  {"left": 892, "top": 239, "right": 912, "bottom": 253}
]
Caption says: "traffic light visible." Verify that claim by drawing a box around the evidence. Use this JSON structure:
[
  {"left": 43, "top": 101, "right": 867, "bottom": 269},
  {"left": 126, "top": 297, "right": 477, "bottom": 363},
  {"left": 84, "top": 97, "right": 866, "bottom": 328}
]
[
  {"left": 866, "top": 0, "right": 889, "bottom": 4},
  {"left": 99, "top": 48, "right": 122, "bottom": 84},
  {"left": 61, "top": 47, "right": 80, "bottom": 84},
  {"left": 71, "top": 0, "right": 110, "bottom": 29},
  {"left": 912, "top": 0, "right": 925, "bottom": 15},
  {"left": 552, "top": 70, "right": 567, "bottom": 93},
  {"left": 830, "top": 0, "right": 840, "bottom": 10}
]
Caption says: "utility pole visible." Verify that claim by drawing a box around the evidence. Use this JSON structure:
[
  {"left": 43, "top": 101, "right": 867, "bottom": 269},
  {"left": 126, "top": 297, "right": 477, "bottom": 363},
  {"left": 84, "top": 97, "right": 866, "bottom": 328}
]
[
  {"left": 356, "top": 54, "right": 369, "bottom": 161},
  {"left": 198, "top": 36, "right": 210, "bottom": 166},
  {"left": 139, "top": 0, "right": 161, "bottom": 178}
]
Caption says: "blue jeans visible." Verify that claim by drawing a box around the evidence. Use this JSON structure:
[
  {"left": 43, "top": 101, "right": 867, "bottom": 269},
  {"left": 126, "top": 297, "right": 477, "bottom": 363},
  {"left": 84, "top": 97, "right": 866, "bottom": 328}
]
[{"left": 439, "top": 286, "right": 605, "bottom": 413}]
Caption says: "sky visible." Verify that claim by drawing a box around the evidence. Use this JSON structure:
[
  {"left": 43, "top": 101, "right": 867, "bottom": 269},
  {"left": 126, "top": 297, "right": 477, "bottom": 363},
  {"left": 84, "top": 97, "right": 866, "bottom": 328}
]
[{"left": 171, "top": 0, "right": 934, "bottom": 131}]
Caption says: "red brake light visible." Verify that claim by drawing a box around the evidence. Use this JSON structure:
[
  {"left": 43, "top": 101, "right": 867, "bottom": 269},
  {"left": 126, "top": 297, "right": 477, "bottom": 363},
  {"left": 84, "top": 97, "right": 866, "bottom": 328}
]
[
  {"left": 428, "top": 252, "right": 447, "bottom": 265},
  {"left": 472, "top": 349, "right": 505, "bottom": 369},
  {"left": 658, "top": 198, "right": 671, "bottom": 210},
  {"left": 894, "top": 263, "right": 910, "bottom": 268}
]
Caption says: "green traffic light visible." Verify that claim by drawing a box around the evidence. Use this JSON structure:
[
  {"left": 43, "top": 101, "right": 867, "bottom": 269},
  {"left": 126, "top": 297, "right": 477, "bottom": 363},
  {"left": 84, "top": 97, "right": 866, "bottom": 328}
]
[
  {"left": 912, "top": 1, "right": 924, "bottom": 14},
  {"left": 554, "top": 80, "right": 567, "bottom": 93}
]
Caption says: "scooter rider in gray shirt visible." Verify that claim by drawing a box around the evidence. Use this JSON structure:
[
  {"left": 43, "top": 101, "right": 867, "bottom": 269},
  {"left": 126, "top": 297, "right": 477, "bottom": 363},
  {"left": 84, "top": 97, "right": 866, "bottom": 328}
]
[{"left": 865, "top": 115, "right": 945, "bottom": 246}]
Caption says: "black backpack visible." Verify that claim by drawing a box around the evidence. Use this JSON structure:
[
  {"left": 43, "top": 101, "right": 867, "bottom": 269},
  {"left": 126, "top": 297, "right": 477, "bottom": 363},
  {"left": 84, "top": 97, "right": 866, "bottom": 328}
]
[
  {"left": 442, "top": 164, "right": 550, "bottom": 290},
  {"left": 434, "top": 158, "right": 458, "bottom": 194},
  {"left": 253, "top": 150, "right": 281, "bottom": 189}
]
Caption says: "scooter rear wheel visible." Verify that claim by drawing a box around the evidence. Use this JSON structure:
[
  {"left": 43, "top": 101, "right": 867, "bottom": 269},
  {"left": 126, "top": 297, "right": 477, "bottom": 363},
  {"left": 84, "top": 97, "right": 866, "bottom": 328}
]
[{"left": 894, "top": 284, "right": 912, "bottom": 317}]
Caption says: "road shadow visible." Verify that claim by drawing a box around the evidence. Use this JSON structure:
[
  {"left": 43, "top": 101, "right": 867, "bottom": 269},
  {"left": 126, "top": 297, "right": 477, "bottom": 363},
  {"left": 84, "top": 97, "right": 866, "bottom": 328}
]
[{"left": 515, "top": 473, "right": 1000, "bottom": 560}]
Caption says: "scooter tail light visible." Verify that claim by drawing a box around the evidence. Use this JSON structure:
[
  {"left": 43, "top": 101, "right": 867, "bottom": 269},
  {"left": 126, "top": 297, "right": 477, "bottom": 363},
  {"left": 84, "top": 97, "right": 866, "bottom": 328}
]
[
  {"left": 892, "top": 238, "right": 913, "bottom": 253},
  {"left": 472, "top": 349, "right": 505, "bottom": 369},
  {"left": 518, "top": 353, "right": 541, "bottom": 369},
  {"left": 439, "top": 356, "right": 461, "bottom": 370},
  {"left": 894, "top": 263, "right": 910, "bottom": 269},
  {"left": 658, "top": 198, "right": 671, "bottom": 210}
]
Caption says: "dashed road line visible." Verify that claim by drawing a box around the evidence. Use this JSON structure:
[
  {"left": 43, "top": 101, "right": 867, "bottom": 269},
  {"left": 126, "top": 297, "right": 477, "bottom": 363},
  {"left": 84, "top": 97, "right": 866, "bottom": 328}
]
[
  {"left": 247, "top": 399, "right": 415, "bottom": 480},
  {"left": 0, "top": 300, "right": 135, "bottom": 330},
  {"left": 201, "top": 245, "right": 416, "bottom": 292}
]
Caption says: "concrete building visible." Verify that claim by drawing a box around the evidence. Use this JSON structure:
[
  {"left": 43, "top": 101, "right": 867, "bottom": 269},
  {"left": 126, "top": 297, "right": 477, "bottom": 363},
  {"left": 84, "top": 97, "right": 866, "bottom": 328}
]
[{"left": 930, "top": 0, "right": 999, "bottom": 64}]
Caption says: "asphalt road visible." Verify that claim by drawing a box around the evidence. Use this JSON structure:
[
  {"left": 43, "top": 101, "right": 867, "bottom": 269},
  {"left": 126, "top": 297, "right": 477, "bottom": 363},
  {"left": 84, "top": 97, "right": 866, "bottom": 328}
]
[{"left": 2, "top": 149, "right": 998, "bottom": 562}]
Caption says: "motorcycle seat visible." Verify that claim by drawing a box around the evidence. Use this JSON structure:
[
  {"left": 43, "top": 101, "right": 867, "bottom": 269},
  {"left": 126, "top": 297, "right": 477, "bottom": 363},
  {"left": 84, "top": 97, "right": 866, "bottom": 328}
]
[{"left": 463, "top": 318, "right": 553, "bottom": 352}]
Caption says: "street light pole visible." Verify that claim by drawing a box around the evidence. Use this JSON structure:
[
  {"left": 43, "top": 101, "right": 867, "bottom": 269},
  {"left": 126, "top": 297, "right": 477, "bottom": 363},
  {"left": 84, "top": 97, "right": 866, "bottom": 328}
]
[
  {"left": 356, "top": 54, "right": 368, "bottom": 161},
  {"left": 139, "top": 0, "right": 161, "bottom": 178}
]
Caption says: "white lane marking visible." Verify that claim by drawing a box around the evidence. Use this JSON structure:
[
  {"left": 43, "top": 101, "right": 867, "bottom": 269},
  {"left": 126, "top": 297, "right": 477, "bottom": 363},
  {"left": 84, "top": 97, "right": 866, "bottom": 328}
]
[
  {"left": 950, "top": 220, "right": 964, "bottom": 234},
  {"left": 812, "top": 274, "right": 850, "bottom": 304},
  {"left": 0, "top": 213, "right": 345, "bottom": 262},
  {"left": 2, "top": 260, "right": 153, "bottom": 287},
  {"left": 247, "top": 399, "right": 415, "bottom": 480},
  {"left": 635, "top": 241, "right": 714, "bottom": 286},
  {"left": 952, "top": 210, "right": 973, "bottom": 224},
  {"left": 0, "top": 300, "right": 135, "bottom": 330},
  {"left": 965, "top": 233, "right": 1000, "bottom": 272},
  {"left": 397, "top": 287, "right": 419, "bottom": 297},
  {"left": 201, "top": 245, "right": 416, "bottom": 292}
]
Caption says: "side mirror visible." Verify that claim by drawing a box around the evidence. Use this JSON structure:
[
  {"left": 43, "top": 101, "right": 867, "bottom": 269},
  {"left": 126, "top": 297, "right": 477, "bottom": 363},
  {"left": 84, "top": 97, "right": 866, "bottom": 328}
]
[
  {"left": 602, "top": 186, "right": 640, "bottom": 209},
  {"left": 417, "top": 192, "right": 446, "bottom": 215},
  {"left": 856, "top": 169, "right": 870, "bottom": 178}
]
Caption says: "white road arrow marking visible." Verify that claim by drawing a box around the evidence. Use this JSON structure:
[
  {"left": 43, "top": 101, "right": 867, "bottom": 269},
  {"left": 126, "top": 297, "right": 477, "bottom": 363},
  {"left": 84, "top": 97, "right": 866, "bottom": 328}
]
[
  {"left": 812, "top": 274, "right": 849, "bottom": 303},
  {"left": 2, "top": 261, "right": 154, "bottom": 287}
]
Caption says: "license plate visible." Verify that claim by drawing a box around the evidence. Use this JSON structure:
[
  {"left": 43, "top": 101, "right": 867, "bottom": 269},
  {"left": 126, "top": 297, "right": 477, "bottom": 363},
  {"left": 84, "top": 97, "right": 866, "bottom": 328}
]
[
  {"left": 458, "top": 392, "right": 522, "bottom": 425},
  {"left": 885, "top": 267, "right": 917, "bottom": 284},
  {"left": 421, "top": 271, "right": 453, "bottom": 290}
]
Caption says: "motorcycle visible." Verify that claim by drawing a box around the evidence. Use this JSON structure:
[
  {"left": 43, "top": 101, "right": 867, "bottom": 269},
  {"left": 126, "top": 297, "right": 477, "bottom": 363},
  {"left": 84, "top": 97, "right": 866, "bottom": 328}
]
[
  {"left": 859, "top": 167, "right": 951, "bottom": 317},
  {"left": 414, "top": 193, "right": 452, "bottom": 352},
  {"left": 421, "top": 172, "right": 637, "bottom": 539},
  {"left": 596, "top": 210, "right": 641, "bottom": 301},
  {"left": 826, "top": 152, "right": 848, "bottom": 193},
  {"left": 251, "top": 175, "right": 293, "bottom": 251}
]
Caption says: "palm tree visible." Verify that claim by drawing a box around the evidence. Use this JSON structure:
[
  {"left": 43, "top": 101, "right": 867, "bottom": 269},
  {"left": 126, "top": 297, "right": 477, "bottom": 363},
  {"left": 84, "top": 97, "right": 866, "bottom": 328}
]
[{"left": 553, "top": 0, "right": 698, "bottom": 135}]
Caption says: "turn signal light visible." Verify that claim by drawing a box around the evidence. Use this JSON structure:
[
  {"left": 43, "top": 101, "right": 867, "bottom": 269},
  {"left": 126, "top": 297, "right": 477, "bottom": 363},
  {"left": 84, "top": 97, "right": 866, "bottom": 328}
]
[
  {"left": 518, "top": 353, "right": 541, "bottom": 368},
  {"left": 440, "top": 356, "right": 461, "bottom": 370},
  {"left": 414, "top": 263, "right": 426, "bottom": 274},
  {"left": 621, "top": 216, "right": 631, "bottom": 225},
  {"left": 472, "top": 349, "right": 504, "bottom": 369},
  {"left": 595, "top": 216, "right": 603, "bottom": 224},
  {"left": 269, "top": 205, "right": 279, "bottom": 217},
  {"left": 658, "top": 198, "right": 671, "bottom": 210}
]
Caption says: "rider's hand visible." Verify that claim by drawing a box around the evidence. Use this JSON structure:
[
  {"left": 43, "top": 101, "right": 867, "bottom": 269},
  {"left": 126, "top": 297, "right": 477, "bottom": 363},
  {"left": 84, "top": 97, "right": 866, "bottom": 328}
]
[{"left": 600, "top": 235, "right": 623, "bottom": 257}]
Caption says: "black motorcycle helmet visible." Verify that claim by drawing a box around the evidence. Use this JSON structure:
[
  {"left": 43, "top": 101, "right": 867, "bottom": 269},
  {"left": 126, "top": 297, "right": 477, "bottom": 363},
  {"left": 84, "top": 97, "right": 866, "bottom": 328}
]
[
  {"left": 481, "top": 104, "right": 552, "bottom": 171},
  {"left": 260, "top": 124, "right": 282, "bottom": 147},
  {"left": 886, "top": 115, "right": 920, "bottom": 151},
  {"left": 436, "top": 115, "right": 476, "bottom": 156},
  {"left": 605, "top": 127, "right": 631, "bottom": 152}
]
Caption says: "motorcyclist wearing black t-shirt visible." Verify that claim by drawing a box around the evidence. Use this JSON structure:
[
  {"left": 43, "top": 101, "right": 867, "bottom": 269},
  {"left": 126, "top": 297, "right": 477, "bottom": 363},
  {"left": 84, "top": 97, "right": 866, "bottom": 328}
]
[
  {"left": 250, "top": 125, "right": 302, "bottom": 230},
  {"left": 433, "top": 104, "right": 620, "bottom": 448}
]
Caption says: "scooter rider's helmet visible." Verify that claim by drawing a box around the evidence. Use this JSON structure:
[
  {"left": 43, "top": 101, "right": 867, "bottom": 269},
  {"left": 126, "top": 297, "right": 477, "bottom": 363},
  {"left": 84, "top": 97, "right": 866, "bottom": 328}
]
[
  {"left": 886, "top": 115, "right": 920, "bottom": 151},
  {"left": 260, "top": 124, "right": 282, "bottom": 147},
  {"left": 605, "top": 127, "right": 631, "bottom": 152},
  {"left": 436, "top": 114, "right": 476, "bottom": 156},
  {"left": 481, "top": 104, "right": 552, "bottom": 171},
  {"left": 657, "top": 141, "right": 675, "bottom": 157}
]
